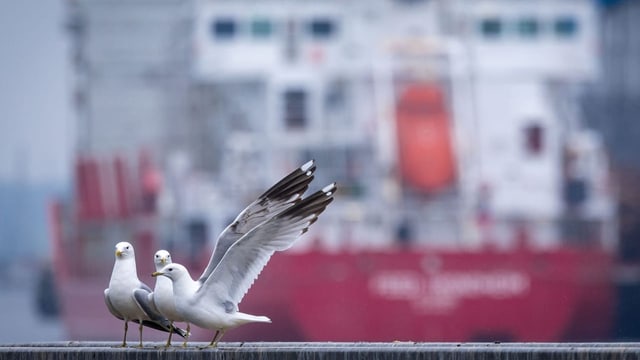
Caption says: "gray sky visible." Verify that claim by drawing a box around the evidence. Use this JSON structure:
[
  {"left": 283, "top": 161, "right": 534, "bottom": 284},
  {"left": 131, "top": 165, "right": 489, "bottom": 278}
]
[{"left": 0, "top": 0, "right": 73, "bottom": 186}]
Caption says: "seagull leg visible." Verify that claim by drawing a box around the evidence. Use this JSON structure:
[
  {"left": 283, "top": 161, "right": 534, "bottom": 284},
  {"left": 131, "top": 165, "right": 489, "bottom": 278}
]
[
  {"left": 182, "top": 323, "right": 190, "bottom": 348},
  {"left": 198, "top": 330, "right": 220, "bottom": 349},
  {"left": 215, "top": 329, "right": 227, "bottom": 347},
  {"left": 137, "top": 321, "right": 144, "bottom": 348},
  {"left": 210, "top": 329, "right": 226, "bottom": 348},
  {"left": 209, "top": 330, "right": 220, "bottom": 347},
  {"left": 120, "top": 321, "right": 128, "bottom": 347},
  {"left": 165, "top": 321, "right": 174, "bottom": 347}
]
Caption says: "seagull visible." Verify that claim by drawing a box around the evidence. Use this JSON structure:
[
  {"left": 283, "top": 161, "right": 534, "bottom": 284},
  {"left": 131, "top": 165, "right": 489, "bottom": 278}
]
[
  {"left": 152, "top": 161, "right": 336, "bottom": 347},
  {"left": 151, "top": 249, "right": 190, "bottom": 347},
  {"left": 104, "top": 241, "right": 187, "bottom": 347}
]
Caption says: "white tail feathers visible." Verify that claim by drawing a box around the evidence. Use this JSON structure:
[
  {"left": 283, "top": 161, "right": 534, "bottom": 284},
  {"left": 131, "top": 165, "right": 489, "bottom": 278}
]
[
  {"left": 234, "top": 312, "right": 272, "bottom": 325},
  {"left": 254, "top": 315, "right": 272, "bottom": 323}
]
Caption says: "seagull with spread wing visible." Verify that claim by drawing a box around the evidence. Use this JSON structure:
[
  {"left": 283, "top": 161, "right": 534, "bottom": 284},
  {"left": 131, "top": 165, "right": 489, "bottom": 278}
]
[
  {"left": 104, "top": 242, "right": 187, "bottom": 347},
  {"left": 151, "top": 160, "right": 317, "bottom": 347},
  {"left": 152, "top": 160, "right": 336, "bottom": 347}
]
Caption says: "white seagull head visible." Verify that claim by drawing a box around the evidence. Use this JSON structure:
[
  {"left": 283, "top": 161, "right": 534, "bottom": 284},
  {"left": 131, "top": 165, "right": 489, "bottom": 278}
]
[
  {"left": 154, "top": 249, "right": 172, "bottom": 268},
  {"left": 114, "top": 241, "right": 135, "bottom": 259},
  {"left": 152, "top": 263, "right": 189, "bottom": 282}
]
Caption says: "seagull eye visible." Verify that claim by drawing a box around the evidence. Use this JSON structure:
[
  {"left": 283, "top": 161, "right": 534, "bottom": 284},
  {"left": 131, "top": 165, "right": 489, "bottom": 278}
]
[{"left": 168, "top": 268, "right": 173, "bottom": 272}]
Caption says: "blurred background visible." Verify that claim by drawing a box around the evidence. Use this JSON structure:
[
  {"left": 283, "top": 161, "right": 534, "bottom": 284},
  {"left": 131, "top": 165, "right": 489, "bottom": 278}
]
[{"left": 1, "top": 0, "right": 640, "bottom": 344}]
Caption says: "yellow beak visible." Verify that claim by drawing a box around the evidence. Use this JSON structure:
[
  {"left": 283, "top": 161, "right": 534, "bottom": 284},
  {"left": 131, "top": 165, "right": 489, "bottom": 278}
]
[
  {"left": 152, "top": 271, "right": 163, "bottom": 277},
  {"left": 115, "top": 249, "right": 123, "bottom": 257},
  {"left": 160, "top": 258, "right": 167, "bottom": 265}
]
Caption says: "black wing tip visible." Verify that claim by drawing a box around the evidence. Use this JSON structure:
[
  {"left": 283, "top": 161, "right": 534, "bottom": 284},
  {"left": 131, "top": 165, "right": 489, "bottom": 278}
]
[
  {"left": 322, "top": 182, "right": 337, "bottom": 196},
  {"left": 301, "top": 159, "right": 316, "bottom": 173},
  {"left": 260, "top": 160, "right": 317, "bottom": 201},
  {"left": 173, "top": 325, "right": 189, "bottom": 338},
  {"left": 297, "top": 183, "right": 336, "bottom": 234},
  {"left": 309, "top": 182, "right": 337, "bottom": 203},
  {"left": 137, "top": 320, "right": 188, "bottom": 338},
  {"left": 280, "top": 182, "right": 337, "bottom": 220}
]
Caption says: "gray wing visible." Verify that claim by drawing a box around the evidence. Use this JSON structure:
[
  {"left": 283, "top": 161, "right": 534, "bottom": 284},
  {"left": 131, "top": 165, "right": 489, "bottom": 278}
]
[
  {"left": 144, "top": 291, "right": 163, "bottom": 317},
  {"left": 104, "top": 289, "right": 124, "bottom": 320},
  {"left": 132, "top": 288, "right": 188, "bottom": 338},
  {"left": 197, "top": 183, "right": 336, "bottom": 307},
  {"left": 132, "top": 286, "right": 166, "bottom": 324},
  {"left": 197, "top": 160, "right": 317, "bottom": 284},
  {"left": 138, "top": 281, "right": 153, "bottom": 293}
]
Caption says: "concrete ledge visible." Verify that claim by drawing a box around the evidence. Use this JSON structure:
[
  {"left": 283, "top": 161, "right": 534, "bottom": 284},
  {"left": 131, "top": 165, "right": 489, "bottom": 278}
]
[{"left": 2, "top": 342, "right": 640, "bottom": 360}]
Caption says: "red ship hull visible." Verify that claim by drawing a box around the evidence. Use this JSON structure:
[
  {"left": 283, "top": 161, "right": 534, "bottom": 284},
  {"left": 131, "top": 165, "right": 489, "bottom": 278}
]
[{"left": 54, "top": 247, "right": 614, "bottom": 342}]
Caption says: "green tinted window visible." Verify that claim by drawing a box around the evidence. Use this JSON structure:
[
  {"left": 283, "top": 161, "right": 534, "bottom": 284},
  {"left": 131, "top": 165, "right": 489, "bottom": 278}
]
[
  {"left": 518, "top": 18, "right": 539, "bottom": 37},
  {"left": 251, "top": 18, "right": 272, "bottom": 38},
  {"left": 480, "top": 18, "right": 502, "bottom": 38}
]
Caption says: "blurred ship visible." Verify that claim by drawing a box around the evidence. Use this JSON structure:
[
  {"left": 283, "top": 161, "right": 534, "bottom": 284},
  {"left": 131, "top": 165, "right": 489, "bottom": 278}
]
[{"left": 50, "top": 0, "right": 618, "bottom": 341}]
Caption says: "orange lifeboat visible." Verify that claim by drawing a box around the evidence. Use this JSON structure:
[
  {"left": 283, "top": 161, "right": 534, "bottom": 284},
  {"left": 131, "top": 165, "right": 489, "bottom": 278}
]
[{"left": 396, "top": 84, "right": 456, "bottom": 192}]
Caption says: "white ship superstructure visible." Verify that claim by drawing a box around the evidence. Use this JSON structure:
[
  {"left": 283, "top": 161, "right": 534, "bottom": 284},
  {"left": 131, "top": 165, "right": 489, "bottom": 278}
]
[{"left": 66, "top": 0, "right": 615, "bottom": 251}]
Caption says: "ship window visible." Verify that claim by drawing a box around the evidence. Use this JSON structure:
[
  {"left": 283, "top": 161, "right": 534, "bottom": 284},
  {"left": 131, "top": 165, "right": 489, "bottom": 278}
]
[
  {"left": 517, "top": 17, "right": 539, "bottom": 37},
  {"left": 308, "top": 18, "right": 336, "bottom": 39},
  {"left": 251, "top": 18, "right": 273, "bottom": 38},
  {"left": 554, "top": 16, "right": 578, "bottom": 38},
  {"left": 524, "top": 123, "right": 544, "bottom": 156},
  {"left": 479, "top": 17, "right": 502, "bottom": 38},
  {"left": 212, "top": 18, "right": 237, "bottom": 39},
  {"left": 284, "top": 89, "right": 307, "bottom": 129}
]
